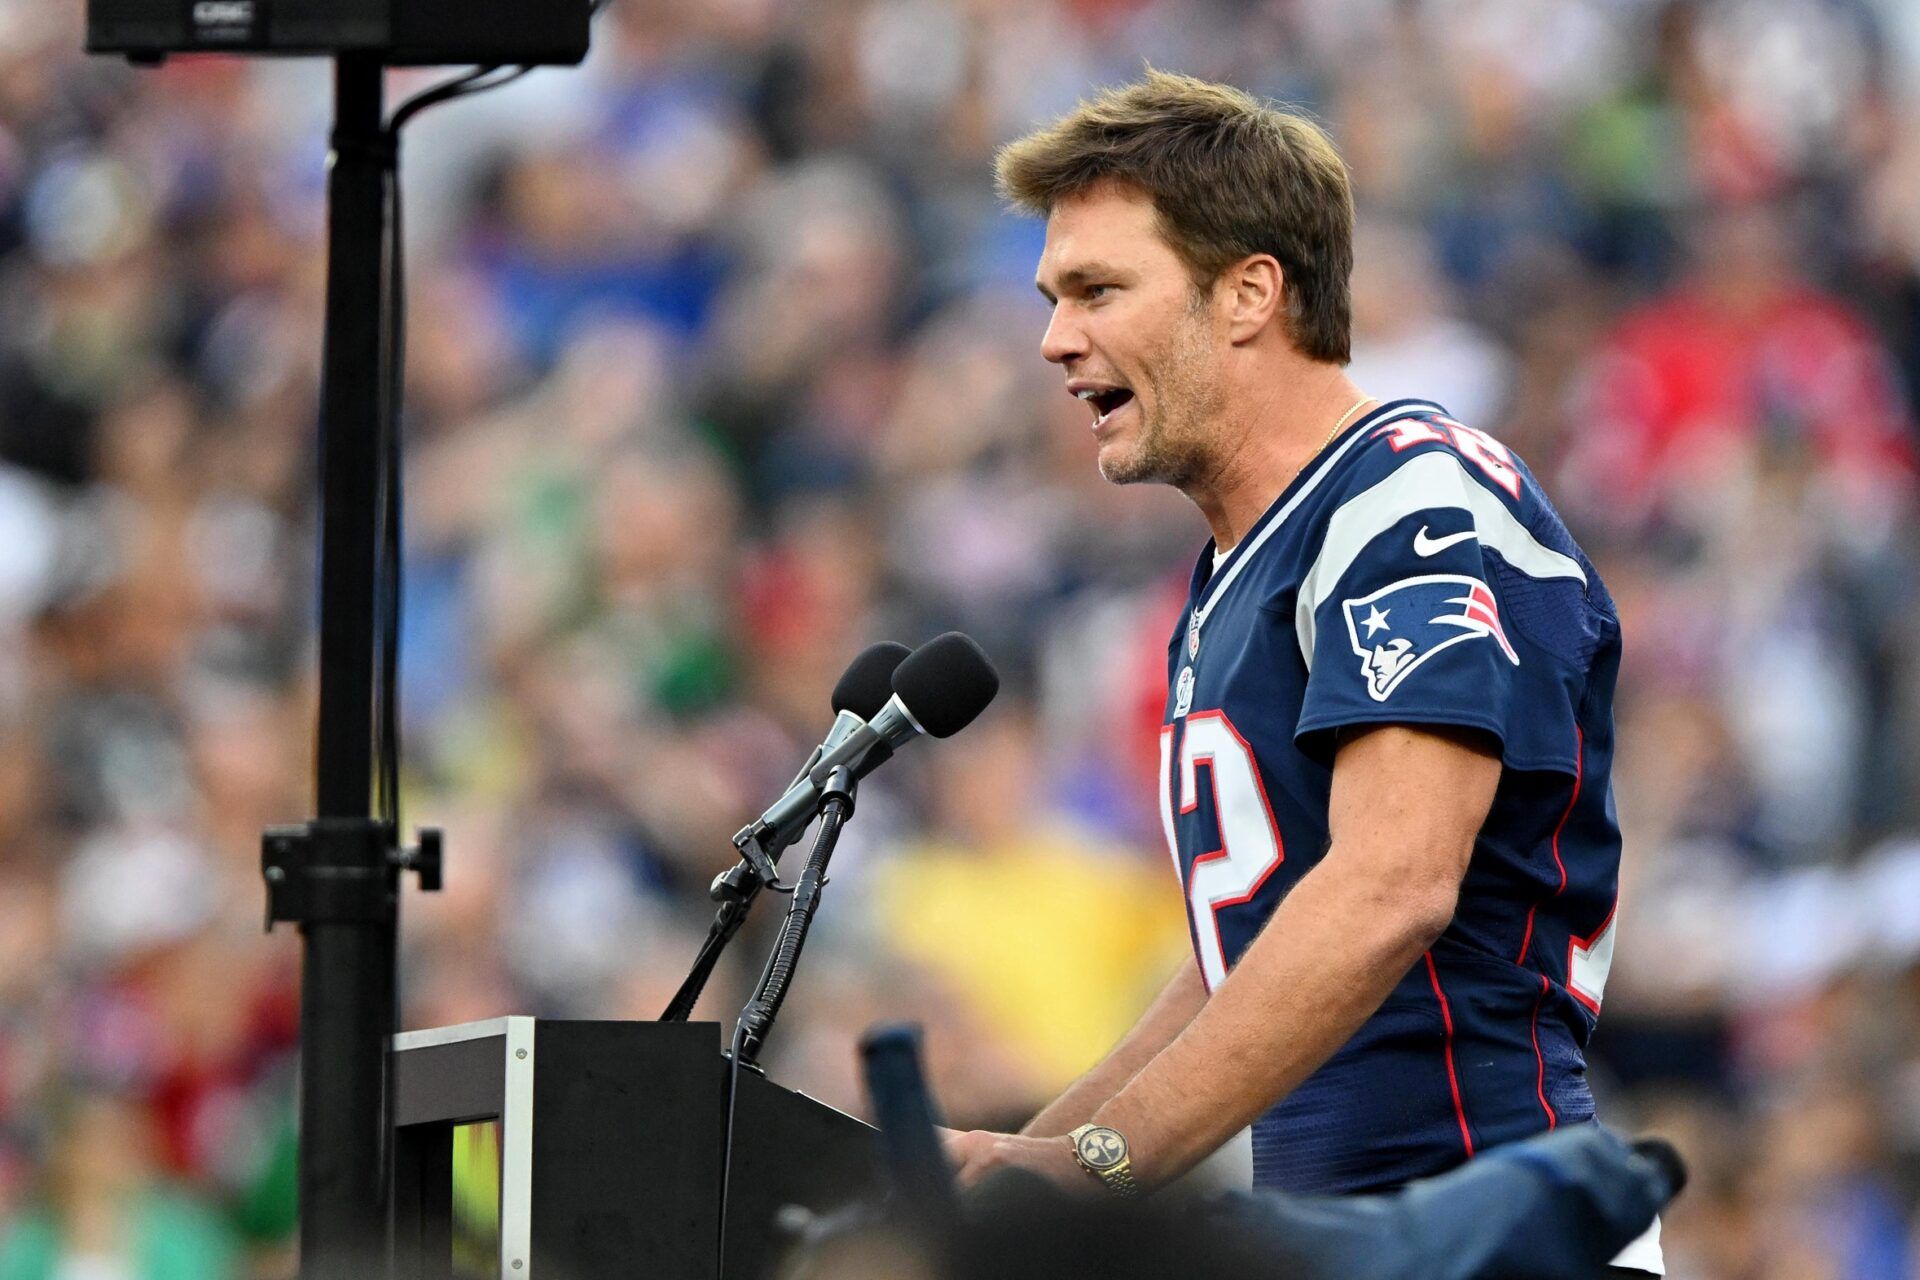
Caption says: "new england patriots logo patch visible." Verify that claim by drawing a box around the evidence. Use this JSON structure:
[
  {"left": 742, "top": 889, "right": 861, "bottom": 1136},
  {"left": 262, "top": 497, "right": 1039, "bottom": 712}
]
[{"left": 1341, "top": 574, "right": 1519, "bottom": 702}]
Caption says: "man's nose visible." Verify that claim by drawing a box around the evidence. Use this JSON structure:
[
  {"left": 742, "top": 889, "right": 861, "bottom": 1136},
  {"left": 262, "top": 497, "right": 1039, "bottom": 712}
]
[{"left": 1039, "top": 304, "right": 1085, "bottom": 366}]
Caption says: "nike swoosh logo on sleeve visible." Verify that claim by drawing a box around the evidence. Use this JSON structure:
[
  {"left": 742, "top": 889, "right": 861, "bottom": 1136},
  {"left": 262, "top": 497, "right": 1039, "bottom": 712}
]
[{"left": 1413, "top": 526, "right": 1479, "bottom": 556}]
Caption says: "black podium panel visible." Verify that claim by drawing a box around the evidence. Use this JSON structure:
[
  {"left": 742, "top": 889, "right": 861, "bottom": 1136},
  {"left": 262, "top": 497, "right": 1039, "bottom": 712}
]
[
  {"left": 727, "top": 1065, "right": 887, "bottom": 1280},
  {"left": 391, "top": 1018, "right": 880, "bottom": 1280}
]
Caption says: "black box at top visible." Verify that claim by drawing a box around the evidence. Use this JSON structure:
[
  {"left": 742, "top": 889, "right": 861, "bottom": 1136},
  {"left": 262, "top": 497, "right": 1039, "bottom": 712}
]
[{"left": 86, "top": 0, "right": 592, "bottom": 67}]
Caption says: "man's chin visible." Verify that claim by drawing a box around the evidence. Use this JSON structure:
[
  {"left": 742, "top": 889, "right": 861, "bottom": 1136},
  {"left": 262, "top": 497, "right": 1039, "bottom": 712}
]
[{"left": 1097, "top": 440, "right": 1179, "bottom": 487}]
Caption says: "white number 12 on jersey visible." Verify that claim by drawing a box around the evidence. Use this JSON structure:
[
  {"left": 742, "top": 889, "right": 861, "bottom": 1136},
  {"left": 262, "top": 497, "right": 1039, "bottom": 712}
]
[{"left": 1159, "top": 712, "right": 1286, "bottom": 990}]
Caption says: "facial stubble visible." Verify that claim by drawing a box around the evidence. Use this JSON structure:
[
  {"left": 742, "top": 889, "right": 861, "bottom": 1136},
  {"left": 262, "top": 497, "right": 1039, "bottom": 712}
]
[{"left": 1096, "top": 298, "right": 1226, "bottom": 490}]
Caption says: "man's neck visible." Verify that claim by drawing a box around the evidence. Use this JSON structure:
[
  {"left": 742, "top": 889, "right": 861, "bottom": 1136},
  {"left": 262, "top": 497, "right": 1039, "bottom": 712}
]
[{"left": 1188, "top": 362, "right": 1370, "bottom": 556}]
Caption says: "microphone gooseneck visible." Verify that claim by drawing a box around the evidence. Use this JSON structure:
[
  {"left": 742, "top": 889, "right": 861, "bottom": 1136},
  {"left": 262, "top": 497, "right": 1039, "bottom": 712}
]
[
  {"left": 736, "top": 767, "right": 856, "bottom": 1063},
  {"left": 726, "top": 632, "right": 1001, "bottom": 1066},
  {"left": 660, "top": 641, "right": 909, "bottom": 1024},
  {"left": 667, "top": 632, "right": 1002, "bottom": 1024}
]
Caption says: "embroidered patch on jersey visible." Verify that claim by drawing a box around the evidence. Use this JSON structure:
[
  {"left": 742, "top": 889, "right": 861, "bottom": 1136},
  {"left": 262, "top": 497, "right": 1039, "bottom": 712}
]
[
  {"left": 1341, "top": 574, "right": 1519, "bottom": 701},
  {"left": 1173, "top": 665, "right": 1195, "bottom": 718},
  {"left": 1187, "top": 609, "right": 1201, "bottom": 659}
]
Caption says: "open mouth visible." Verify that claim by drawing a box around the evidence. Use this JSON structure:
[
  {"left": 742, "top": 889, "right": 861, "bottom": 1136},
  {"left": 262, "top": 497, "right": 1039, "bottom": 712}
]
[{"left": 1077, "top": 387, "right": 1136, "bottom": 428}]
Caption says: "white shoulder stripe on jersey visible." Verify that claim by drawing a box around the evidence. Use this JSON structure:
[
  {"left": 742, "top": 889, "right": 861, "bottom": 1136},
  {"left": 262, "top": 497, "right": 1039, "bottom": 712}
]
[
  {"left": 1294, "top": 449, "right": 1588, "bottom": 666},
  {"left": 1193, "top": 401, "right": 1445, "bottom": 629}
]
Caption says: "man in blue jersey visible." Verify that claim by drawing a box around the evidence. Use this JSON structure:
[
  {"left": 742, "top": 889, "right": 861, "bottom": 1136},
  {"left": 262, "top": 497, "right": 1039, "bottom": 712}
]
[{"left": 944, "top": 71, "right": 1661, "bottom": 1275}]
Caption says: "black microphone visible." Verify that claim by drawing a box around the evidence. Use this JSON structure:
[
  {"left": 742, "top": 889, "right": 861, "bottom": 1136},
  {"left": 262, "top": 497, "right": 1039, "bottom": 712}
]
[
  {"left": 835, "top": 641, "right": 911, "bottom": 718},
  {"left": 810, "top": 641, "right": 913, "bottom": 767},
  {"left": 666, "top": 641, "right": 914, "bottom": 1021},
  {"left": 825, "top": 631, "right": 1000, "bottom": 783},
  {"left": 736, "top": 642, "right": 911, "bottom": 880},
  {"left": 748, "top": 633, "right": 1000, "bottom": 844},
  {"left": 892, "top": 632, "right": 1002, "bottom": 737}
]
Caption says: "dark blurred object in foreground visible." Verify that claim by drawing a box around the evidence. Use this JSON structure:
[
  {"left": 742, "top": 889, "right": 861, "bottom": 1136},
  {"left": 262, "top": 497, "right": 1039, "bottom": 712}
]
[
  {"left": 789, "top": 1020, "right": 1681, "bottom": 1280},
  {"left": 86, "top": 0, "right": 590, "bottom": 65}
]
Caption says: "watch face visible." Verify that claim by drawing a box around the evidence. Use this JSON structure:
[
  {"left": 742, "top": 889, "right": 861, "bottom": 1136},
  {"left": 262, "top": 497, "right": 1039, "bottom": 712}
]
[{"left": 1075, "top": 1126, "right": 1127, "bottom": 1171}]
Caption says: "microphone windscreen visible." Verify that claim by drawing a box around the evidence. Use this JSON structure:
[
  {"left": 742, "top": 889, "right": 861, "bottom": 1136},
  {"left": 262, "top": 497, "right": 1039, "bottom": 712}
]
[
  {"left": 833, "top": 642, "right": 912, "bottom": 719},
  {"left": 893, "top": 633, "right": 999, "bottom": 738}
]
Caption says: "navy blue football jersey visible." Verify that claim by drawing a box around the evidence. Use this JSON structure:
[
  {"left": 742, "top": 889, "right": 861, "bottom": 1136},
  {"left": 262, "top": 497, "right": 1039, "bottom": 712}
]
[{"left": 1157, "top": 399, "right": 1624, "bottom": 1198}]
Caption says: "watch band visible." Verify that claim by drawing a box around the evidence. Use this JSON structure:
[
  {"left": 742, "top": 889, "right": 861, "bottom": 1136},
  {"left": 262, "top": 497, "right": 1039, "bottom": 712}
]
[{"left": 1067, "top": 1123, "right": 1140, "bottom": 1196}]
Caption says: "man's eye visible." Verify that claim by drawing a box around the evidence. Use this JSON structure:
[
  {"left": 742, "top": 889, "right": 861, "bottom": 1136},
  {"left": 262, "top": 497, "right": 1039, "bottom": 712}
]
[{"left": 1086, "top": 284, "right": 1113, "bottom": 300}]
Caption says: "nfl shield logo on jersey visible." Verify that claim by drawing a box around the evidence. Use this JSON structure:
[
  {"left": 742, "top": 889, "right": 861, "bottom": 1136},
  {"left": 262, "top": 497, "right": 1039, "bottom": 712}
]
[{"left": 1341, "top": 574, "right": 1519, "bottom": 702}]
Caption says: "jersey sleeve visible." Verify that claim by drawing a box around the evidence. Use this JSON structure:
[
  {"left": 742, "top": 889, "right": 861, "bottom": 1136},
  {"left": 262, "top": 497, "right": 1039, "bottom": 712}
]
[{"left": 1290, "top": 430, "right": 1599, "bottom": 775}]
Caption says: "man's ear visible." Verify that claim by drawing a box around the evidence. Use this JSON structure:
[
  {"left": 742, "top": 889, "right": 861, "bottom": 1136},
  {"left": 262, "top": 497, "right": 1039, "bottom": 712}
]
[{"left": 1223, "top": 255, "right": 1285, "bottom": 344}]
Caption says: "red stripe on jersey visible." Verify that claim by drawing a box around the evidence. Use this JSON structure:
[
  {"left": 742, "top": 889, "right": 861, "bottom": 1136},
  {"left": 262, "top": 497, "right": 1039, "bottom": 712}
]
[
  {"left": 1530, "top": 971, "right": 1558, "bottom": 1130},
  {"left": 1517, "top": 726, "right": 1581, "bottom": 965},
  {"left": 1424, "top": 951, "right": 1474, "bottom": 1159}
]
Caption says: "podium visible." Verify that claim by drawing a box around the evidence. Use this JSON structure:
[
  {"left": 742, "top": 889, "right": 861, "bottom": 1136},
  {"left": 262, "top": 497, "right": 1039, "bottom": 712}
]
[{"left": 390, "top": 1018, "right": 881, "bottom": 1280}]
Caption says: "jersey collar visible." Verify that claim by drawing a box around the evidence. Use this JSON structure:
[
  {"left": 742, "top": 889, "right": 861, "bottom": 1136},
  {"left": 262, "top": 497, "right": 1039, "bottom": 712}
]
[{"left": 1187, "top": 399, "right": 1447, "bottom": 629}]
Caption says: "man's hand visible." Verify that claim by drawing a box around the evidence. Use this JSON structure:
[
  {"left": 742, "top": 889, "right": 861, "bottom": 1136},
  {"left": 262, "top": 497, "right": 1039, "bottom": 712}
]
[{"left": 942, "top": 1127, "right": 1090, "bottom": 1193}]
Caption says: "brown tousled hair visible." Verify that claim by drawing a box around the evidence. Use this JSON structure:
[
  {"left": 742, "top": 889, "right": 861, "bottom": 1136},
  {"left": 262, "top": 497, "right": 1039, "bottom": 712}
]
[{"left": 995, "top": 69, "right": 1354, "bottom": 364}]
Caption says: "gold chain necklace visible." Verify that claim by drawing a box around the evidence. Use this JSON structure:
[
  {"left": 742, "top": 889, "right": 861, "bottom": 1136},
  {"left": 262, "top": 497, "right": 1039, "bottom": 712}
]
[
  {"left": 1304, "top": 393, "right": 1375, "bottom": 475},
  {"left": 1207, "top": 394, "right": 1379, "bottom": 570}
]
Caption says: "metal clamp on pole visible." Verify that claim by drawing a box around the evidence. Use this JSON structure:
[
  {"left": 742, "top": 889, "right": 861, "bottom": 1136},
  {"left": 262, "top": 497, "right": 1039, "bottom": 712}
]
[
  {"left": 731, "top": 823, "right": 784, "bottom": 890},
  {"left": 262, "top": 821, "right": 443, "bottom": 932},
  {"left": 658, "top": 812, "right": 808, "bottom": 1023},
  {"left": 394, "top": 827, "right": 444, "bottom": 894}
]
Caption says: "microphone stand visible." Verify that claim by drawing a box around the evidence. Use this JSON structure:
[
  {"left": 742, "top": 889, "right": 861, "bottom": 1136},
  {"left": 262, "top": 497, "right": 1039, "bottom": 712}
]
[
  {"left": 661, "top": 720, "right": 866, "bottom": 1022},
  {"left": 717, "top": 765, "right": 858, "bottom": 1275},
  {"left": 659, "top": 793, "right": 809, "bottom": 1022},
  {"left": 658, "top": 860, "right": 766, "bottom": 1023},
  {"left": 734, "top": 763, "right": 855, "bottom": 1066}
]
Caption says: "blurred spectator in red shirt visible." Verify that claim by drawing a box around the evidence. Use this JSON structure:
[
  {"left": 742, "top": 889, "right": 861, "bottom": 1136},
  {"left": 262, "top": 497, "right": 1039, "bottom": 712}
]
[{"left": 1567, "top": 201, "right": 1914, "bottom": 537}]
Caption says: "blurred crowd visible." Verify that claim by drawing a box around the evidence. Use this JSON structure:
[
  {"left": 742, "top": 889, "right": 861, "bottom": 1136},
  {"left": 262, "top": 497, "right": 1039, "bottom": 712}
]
[{"left": 0, "top": 0, "right": 1917, "bottom": 1275}]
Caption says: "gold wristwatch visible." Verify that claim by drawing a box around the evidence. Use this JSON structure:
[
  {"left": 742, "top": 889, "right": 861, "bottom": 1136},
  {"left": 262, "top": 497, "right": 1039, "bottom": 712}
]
[{"left": 1067, "top": 1123, "right": 1139, "bottom": 1196}]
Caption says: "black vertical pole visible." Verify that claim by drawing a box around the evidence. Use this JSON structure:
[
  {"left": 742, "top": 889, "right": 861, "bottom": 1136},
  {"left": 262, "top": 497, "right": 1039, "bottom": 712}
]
[{"left": 300, "top": 53, "right": 393, "bottom": 1280}]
